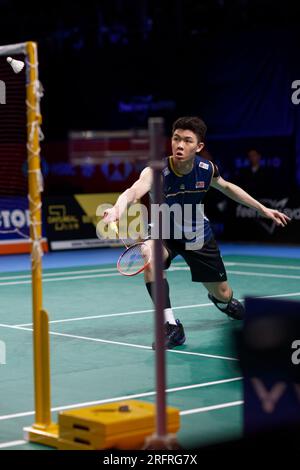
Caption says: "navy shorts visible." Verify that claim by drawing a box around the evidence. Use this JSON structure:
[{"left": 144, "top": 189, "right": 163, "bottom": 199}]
[{"left": 163, "top": 237, "right": 227, "bottom": 283}]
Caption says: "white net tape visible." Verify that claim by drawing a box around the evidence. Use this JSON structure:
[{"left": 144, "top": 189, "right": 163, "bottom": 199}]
[
  {"left": 28, "top": 169, "right": 44, "bottom": 193},
  {"left": 26, "top": 74, "right": 43, "bottom": 116},
  {"left": 28, "top": 119, "right": 44, "bottom": 142},
  {"left": 24, "top": 49, "right": 44, "bottom": 266}
]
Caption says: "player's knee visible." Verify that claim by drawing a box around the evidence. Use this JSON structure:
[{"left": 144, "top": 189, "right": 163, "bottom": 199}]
[
  {"left": 144, "top": 261, "right": 153, "bottom": 281},
  {"left": 144, "top": 240, "right": 169, "bottom": 266}
]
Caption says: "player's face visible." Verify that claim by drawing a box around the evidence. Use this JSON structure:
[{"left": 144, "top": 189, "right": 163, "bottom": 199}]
[{"left": 171, "top": 129, "right": 204, "bottom": 162}]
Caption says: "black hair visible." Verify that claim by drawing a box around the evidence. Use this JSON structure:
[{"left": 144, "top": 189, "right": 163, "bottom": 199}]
[{"left": 172, "top": 116, "right": 207, "bottom": 143}]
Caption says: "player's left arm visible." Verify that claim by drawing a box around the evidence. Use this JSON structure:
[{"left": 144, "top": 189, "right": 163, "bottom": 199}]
[{"left": 210, "top": 173, "right": 291, "bottom": 227}]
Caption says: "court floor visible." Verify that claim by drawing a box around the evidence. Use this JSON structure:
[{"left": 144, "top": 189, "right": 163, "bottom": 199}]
[{"left": 1, "top": 245, "right": 300, "bottom": 450}]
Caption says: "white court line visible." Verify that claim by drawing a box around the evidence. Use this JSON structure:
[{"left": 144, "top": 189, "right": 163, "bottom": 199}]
[
  {"left": 15, "top": 303, "right": 214, "bottom": 327},
  {"left": 181, "top": 400, "right": 243, "bottom": 416},
  {"left": 0, "top": 323, "right": 237, "bottom": 361},
  {"left": 0, "top": 440, "right": 27, "bottom": 449},
  {"left": 0, "top": 376, "right": 242, "bottom": 422},
  {"left": 0, "top": 266, "right": 187, "bottom": 286},
  {"left": 5, "top": 290, "right": 299, "bottom": 361},
  {"left": 1, "top": 260, "right": 300, "bottom": 283},
  {"left": 0, "top": 272, "right": 121, "bottom": 286},
  {"left": 173, "top": 267, "right": 300, "bottom": 280},
  {"left": 227, "top": 270, "right": 300, "bottom": 280},
  {"left": 226, "top": 262, "right": 300, "bottom": 271},
  {"left": 2, "top": 263, "right": 300, "bottom": 287},
  {"left": 258, "top": 291, "right": 300, "bottom": 299},
  {"left": 0, "top": 264, "right": 183, "bottom": 283},
  {"left": 15, "top": 308, "right": 155, "bottom": 326},
  {"left": 0, "top": 266, "right": 117, "bottom": 281},
  {"left": 15, "top": 291, "right": 300, "bottom": 328},
  {"left": 176, "top": 261, "right": 300, "bottom": 271}
]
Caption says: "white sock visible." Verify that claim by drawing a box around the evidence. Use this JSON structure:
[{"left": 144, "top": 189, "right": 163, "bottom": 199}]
[{"left": 164, "top": 308, "right": 176, "bottom": 325}]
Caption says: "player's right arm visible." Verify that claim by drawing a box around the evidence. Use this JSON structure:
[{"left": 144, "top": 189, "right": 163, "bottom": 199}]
[{"left": 103, "top": 167, "right": 153, "bottom": 223}]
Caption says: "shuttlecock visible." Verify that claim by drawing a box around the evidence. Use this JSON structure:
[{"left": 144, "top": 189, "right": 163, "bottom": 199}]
[{"left": 7, "top": 57, "right": 25, "bottom": 74}]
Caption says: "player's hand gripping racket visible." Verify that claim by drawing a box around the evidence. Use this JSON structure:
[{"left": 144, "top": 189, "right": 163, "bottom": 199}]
[{"left": 110, "top": 222, "right": 151, "bottom": 276}]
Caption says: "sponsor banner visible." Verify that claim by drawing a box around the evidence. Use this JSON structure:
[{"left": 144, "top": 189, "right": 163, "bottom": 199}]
[
  {"left": 50, "top": 239, "right": 122, "bottom": 251},
  {"left": 215, "top": 194, "right": 300, "bottom": 243},
  {"left": 0, "top": 197, "right": 30, "bottom": 240},
  {"left": 0, "top": 197, "right": 48, "bottom": 254},
  {"left": 0, "top": 238, "right": 48, "bottom": 255},
  {"left": 42, "top": 145, "right": 144, "bottom": 195},
  {"left": 45, "top": 193, "right": 145, "bottom": 251}
]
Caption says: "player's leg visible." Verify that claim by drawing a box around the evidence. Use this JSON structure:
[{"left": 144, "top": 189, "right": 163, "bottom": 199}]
[
  {"left": 143, "top": 240, "right": 171, "bottom": 313},
  {"left": 180, "top": 237, "right": 244, "bottom": 320},
  {"left": 203, "top": 280, "right": 244, "bottom": 320},
  {"left": 143, "top": 239, "right": 186, "bottom": 348}
]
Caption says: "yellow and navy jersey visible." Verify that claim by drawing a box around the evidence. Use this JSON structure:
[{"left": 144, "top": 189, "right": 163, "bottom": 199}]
[{"left": 162, "top": 155, "right": 219, "bottom": 244}]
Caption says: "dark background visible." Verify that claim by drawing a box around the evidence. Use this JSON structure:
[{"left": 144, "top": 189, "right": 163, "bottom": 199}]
[
  {"left": 1, "top": 0, "right": 299, "bottom": 173},
  {"left": 1, "top": 0, "right": 300, "bottom": 243}
]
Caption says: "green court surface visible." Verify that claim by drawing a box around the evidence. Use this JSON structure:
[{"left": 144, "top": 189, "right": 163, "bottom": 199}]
[{"left": 1, "top": 254, "right": 300, "bottom": 450}]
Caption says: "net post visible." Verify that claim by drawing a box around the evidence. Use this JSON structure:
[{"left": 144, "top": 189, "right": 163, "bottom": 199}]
[
  {"left": 149, "top": 117, "right": 166, "bottom": 438},
  {"left": 26, "top": 41, "right": 52, "bottom": 430},
  {"left": 144, "top": 117, "right": 180, "bottom": 449}
]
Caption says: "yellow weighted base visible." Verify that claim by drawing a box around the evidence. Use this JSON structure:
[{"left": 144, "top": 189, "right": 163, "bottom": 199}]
[
  {"left": 57, "top": 400, "right": 180, "bottom": 450},
  {"left": 24, "top": 423, "right": 59, "bottom": 448}
]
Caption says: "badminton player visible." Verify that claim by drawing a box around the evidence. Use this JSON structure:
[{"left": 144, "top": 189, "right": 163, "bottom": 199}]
[{"left": 103, "top": 116, "right": 290, "bottom": 349}]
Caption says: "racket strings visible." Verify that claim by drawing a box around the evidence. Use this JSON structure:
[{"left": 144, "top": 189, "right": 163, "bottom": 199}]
[{"left": 118, "top": 242, "right": 151, "bottom": 275}]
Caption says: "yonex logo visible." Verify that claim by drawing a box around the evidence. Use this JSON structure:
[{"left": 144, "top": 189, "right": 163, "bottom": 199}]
[
  {"left": 0, "top": 80, "right": 6, "bottom": 104},
  {"left": 101, "top": 160, "right": 133, "bottom": 182}
]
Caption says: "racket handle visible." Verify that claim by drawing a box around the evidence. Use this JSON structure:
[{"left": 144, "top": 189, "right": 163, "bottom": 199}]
[
  {"left": 109, "top": 221, "right": 129, "bottom": 248},
  {"left": 109, "top": 221, "right": 119, "bottom": 234}
]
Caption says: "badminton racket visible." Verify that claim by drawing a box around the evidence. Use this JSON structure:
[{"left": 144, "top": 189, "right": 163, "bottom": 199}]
[{"left": 109, "top": 222, "right": 151, "bottom": 276}]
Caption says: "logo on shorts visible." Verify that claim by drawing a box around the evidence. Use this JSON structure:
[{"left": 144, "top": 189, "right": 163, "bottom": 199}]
[
  {"left": 199, "top": 162, "right": 209, "bottom": 170},
  {"left": 196, "top": 181, "right": 205, "bottom": 189},
  {"left": 180, "top": 184, "right": 185, "bottom": 190}
]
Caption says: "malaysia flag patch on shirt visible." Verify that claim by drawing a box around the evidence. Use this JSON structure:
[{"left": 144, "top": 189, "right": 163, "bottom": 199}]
[
  {"left": 196, "top": 181, "right": 205, "bottom": 188},
  {"left": 199, "top": 161, "right": 209, "bottom": 170}
]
